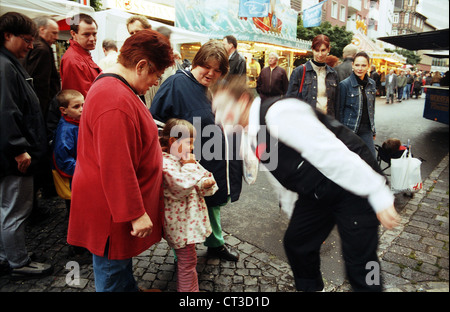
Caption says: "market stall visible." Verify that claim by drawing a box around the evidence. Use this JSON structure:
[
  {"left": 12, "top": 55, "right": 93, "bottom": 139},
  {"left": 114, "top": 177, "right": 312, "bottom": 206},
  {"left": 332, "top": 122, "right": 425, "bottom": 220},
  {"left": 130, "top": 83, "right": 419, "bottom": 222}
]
[
  {"left": 91, "top": 8, "right": 211, "bottom": 64},
  {"left": 174, "top": 0, "right": 311, "bottom": 85}
]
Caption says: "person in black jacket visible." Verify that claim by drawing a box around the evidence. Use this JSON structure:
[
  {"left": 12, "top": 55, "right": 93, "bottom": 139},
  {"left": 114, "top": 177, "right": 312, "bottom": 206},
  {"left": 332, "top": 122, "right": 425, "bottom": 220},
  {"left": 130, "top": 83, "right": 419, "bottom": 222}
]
[
  {"left": 22, "top": 16, "right": 61, "bottom": 202},
  {"left": 222, "top": 35, "right": 246, "bottom": 77},
  {"left": 0, "top": 12, "right": 53, "bottom": 278},
  {"left": 151, "top": 40, "right": 243, "bottom": 262},
  {"left": 211, "top": 78, "right": 400, "bottom": 292}
]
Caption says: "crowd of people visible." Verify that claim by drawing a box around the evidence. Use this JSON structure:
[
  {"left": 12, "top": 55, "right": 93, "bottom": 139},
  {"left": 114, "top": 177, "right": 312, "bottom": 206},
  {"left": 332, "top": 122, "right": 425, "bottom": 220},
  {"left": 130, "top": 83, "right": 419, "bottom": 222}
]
[{"left": 0, "top": 10, "right": 406, "bottom": 292}]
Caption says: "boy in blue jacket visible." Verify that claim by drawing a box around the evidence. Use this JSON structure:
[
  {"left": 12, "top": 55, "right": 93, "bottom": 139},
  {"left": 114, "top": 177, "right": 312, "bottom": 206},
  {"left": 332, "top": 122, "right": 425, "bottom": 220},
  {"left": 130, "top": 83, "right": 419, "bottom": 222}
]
[{"left": 52, "top": 89, "right": 83, "bottom": 209}]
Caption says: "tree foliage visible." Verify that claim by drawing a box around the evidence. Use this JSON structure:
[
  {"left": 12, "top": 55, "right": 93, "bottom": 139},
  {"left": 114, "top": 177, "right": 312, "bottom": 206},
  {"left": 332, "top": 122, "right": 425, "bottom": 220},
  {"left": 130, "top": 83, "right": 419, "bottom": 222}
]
[
  {"left": 297, "top": 19, "right": 354, "bottom": 58},
  {"left": 384, "top": 48, "right": 421, "bottom": 65}
]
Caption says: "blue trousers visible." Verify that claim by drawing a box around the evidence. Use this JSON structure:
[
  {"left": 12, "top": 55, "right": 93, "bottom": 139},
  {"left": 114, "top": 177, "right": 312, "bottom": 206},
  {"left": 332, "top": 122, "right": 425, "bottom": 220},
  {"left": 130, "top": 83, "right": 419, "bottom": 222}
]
[{"left": 92, "top": 242, "right": 138, "bottom": 292}]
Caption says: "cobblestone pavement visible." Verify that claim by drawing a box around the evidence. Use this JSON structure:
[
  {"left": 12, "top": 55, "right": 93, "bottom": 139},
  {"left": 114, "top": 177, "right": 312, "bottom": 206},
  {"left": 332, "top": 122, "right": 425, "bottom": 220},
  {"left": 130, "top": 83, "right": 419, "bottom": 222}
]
[{"left": 0, "top": 155, "right": 448, "bottom": 293}]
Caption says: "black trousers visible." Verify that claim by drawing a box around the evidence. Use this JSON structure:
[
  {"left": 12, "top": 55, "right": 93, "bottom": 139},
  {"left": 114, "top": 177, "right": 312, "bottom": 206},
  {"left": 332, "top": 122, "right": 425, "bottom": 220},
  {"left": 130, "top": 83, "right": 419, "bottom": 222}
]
[{"left": 283, "top": 181, "right": 382, "bottom": 292}]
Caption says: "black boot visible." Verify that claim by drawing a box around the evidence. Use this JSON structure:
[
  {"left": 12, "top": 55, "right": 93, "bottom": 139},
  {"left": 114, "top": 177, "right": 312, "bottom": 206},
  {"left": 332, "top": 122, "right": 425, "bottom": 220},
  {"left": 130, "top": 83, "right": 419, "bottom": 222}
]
[{"left": 207, "top": 245, "right": 239, "bottom": 262}]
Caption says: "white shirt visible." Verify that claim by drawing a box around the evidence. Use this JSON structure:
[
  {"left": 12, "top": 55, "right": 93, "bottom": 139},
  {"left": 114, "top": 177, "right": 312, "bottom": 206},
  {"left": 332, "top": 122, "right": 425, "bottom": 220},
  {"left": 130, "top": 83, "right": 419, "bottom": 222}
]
[{"left": 247, "top": 97, "right": 394, "bottom": 214}]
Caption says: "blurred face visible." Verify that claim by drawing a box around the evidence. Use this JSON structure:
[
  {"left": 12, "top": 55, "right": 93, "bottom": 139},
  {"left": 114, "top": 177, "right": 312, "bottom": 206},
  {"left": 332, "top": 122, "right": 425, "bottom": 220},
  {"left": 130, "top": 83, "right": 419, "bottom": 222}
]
[
  {"left": 71, "top": 20, "right": 97, "bottom": 50},
  {"left": 169, "top": 137, "right": 195, "bottom": 160},
  {"left": 127, "top": 20, "right": 145, "bottom": 36},
  {"left": 222, "top": 38, "right": 233, "bottom": 55},
  {"left": 3, "top": 33, "right": 34, "bottom": 59},
  {"left": 40, "top": 20, "right": 59, "bottom": 45},
  {"left": 191, "top": 59, "right": 223, "bottom": 87},
  {"left": 352, "top": 56, "right": 369, "bottom": 79},
  {"left": 312, "top": 43, "right": 330, "bottom": 63},
  {"left": 61, "top": 95, "right": 84, "bottom": 121}
]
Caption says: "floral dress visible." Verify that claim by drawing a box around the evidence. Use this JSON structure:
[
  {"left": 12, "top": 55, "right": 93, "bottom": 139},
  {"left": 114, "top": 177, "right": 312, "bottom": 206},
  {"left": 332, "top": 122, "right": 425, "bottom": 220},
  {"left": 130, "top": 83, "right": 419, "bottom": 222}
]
[{"left": 162, "top": 152, "right": 218, "bottom": 249}]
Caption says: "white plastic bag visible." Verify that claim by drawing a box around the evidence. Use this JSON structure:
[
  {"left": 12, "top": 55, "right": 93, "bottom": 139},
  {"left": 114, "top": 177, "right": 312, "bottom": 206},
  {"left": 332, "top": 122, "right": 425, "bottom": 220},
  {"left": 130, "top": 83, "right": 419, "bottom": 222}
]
[{"left": 390, "top": 149, "right": 423, "bottom": 194}]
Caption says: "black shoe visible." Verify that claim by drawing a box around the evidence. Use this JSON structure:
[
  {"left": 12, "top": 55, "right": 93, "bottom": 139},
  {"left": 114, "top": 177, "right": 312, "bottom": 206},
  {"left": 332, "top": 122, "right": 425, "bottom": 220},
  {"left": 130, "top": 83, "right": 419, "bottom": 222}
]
[
  {"left": 207, "top": 245, "right": 239, "bottom": 262},
  {"left": 0, "top": 260, "right": 10, "bottom": 277}
]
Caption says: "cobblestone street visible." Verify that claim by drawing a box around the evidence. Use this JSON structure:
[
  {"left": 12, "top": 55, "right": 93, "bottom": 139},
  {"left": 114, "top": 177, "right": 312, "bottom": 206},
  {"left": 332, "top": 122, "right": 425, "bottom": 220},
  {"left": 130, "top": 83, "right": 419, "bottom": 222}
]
[{"left": 0, "top": 155, "right": 448, "bottom": 293}]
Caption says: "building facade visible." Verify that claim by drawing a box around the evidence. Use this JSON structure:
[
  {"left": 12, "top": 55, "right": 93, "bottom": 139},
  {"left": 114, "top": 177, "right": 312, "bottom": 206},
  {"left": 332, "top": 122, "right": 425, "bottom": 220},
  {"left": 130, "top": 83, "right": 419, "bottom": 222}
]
[{"left": 392, "top": 0, "right": 427, "bottom": 35}]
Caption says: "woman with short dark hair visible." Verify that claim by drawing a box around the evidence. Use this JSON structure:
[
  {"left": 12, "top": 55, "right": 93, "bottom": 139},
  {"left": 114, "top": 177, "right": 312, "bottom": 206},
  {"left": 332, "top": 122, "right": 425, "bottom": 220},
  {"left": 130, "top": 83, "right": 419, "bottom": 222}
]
[
  {"left": 0, "top": 11, "right": 53, "bottom": 278},
  {"left": 151, "top": 40, "right": 243, "bottom": 262},
  {"left": 338, "top": 51, "right": 377, "bottom": 157}
]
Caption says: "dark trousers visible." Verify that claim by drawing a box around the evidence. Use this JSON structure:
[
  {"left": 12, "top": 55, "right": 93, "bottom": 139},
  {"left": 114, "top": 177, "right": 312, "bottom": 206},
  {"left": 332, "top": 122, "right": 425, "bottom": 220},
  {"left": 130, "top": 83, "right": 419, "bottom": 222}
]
[{"left": 283, "top": 181, "right": 382, "bottom": 292}]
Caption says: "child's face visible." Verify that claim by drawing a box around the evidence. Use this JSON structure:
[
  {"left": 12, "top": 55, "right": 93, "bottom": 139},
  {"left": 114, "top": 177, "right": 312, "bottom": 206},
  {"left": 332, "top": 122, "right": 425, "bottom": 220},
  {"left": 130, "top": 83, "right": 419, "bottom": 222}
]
[
  {"left": 61, "top": 95, "right": 84, "bottom": 120},
  {"left": 170, "top": 137, "right": 195, "bottom": 160}
]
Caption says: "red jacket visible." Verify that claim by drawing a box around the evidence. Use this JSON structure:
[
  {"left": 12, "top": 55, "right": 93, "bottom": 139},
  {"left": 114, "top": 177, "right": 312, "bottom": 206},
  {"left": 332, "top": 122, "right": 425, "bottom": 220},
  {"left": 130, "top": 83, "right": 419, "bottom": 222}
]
[
  {"left": 60, "top": 39, "right": 101, "bottom": 97},
  {"left": 67, "top": 75, "right": 164, "bottom": 260}
]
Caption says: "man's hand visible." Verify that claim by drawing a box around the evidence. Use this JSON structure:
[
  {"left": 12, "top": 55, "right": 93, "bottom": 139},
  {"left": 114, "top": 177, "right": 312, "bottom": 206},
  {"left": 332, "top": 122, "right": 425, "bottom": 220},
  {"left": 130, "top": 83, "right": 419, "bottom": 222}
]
[
  {"left": 130, "top": 213, "right": 153, "bottom": 238},
  {"left": 376, "top": 205, "right": 400, "bottom": 229},
  {"left": 15, "top": 152, "right": 31, "bottom": 173}
]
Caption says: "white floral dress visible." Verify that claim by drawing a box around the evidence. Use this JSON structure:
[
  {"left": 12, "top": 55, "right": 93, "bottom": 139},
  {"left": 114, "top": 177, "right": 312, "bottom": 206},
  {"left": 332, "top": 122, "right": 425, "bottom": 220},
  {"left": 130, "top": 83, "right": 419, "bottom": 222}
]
[{"left": 162, "top": 152, "right": 218, "bottom": 249}]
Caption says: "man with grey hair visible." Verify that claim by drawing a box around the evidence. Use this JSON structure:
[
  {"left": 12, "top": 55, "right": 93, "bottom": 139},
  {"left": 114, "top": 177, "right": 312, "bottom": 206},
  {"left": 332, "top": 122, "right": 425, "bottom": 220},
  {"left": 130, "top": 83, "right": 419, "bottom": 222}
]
[
  {"left": 98, "top": 39, "right": 118, "bottom": 71},
  {"left": 22, "top": 16, "right": 60, "bottom": 119},
  {"left": 22, "top": 16, "right": 61, "bottom": 202},
  {"left": 256, "top": 52, "right": 288, "bottom": 102},
  {"left": 335, "top": 44, "right": 358, "bottom": 82}
]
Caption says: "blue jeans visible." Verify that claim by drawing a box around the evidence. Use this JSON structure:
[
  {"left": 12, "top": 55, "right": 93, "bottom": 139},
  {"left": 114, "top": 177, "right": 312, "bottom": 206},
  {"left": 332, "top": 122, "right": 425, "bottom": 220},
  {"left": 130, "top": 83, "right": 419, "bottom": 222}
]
[
  {"left": 403, "top": 84, "right": 411, "bottom": 99},
  {"left": 357, "top": 124, "right": 376, "bottom": 158},
  {"left": 92, "top": 242, "right": 138, "bottom": 292}
]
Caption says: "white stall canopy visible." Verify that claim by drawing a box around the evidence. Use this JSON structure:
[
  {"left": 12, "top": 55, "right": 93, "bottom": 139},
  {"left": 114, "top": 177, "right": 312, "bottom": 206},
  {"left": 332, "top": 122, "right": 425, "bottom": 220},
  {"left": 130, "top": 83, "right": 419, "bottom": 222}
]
[
  {"left": 0, "top": 0, "right": 94, "bottom": 20},
  {"left": 92, "top": 8, "right": 210, "bottom": 63}
]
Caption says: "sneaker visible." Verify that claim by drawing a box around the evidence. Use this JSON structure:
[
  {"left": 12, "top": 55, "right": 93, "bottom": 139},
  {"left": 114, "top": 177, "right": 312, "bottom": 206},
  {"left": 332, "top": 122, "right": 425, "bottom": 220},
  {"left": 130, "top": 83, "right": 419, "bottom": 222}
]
[
  {"left": 10, "top": 261, "right": 53, "bottom": 279},
  {"left": 207, "top": 245, "right": 239, "bottom": 262}
]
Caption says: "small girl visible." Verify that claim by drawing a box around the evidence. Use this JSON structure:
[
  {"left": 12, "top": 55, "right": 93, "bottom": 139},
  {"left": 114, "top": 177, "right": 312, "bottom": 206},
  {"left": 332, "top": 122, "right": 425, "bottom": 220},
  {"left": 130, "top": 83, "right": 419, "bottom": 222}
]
[{"left": 159, "top": 118, "right": 218, "bottom": 292}]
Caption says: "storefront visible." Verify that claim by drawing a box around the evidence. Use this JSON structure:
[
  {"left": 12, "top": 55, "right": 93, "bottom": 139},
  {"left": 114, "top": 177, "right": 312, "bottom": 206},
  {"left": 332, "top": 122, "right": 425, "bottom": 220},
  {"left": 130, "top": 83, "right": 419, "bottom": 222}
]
[
  {"left": 174, "top": 0, "right": 311, "bottom": 86},
  {"left": 351, "top": 32, "right": 406, "bottom": 74}
]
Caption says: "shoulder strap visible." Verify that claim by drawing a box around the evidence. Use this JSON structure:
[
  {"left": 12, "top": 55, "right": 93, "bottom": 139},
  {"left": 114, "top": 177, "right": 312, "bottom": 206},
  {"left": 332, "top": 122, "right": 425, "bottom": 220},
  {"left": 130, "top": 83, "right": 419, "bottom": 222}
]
[
  {"left": 298, "top": 64, "right": 305, "bottom": 94},
  {"left": 94, "top": 73, "right": 138, "bottom": 95}
]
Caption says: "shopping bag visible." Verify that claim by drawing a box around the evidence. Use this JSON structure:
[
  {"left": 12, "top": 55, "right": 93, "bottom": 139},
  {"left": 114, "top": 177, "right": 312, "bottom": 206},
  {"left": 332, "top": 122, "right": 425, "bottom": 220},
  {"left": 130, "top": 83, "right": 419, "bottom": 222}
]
[
  {"left": 52, "top": 169, "right": 72, "bottom": 200},
  {"left": 390, "top": 149, "right": 422, "bottom": 194}
]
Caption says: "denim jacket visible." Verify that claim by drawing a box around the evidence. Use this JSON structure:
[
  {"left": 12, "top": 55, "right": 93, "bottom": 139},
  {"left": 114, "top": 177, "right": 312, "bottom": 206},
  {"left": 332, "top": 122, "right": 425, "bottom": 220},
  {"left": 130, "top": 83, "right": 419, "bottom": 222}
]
[
  {"left": 286, "top": 60, "right": 339, "bottom": 117},
  {"left": 338, "top": 73, "right": 377, "bottom": 134}
]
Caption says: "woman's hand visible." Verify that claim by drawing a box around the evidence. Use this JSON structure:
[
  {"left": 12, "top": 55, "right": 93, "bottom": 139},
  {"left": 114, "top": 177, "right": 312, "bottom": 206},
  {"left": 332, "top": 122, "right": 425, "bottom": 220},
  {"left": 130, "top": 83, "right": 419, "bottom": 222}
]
[{"left": 130, "top": 212, "right": 153, "bottom": 238}]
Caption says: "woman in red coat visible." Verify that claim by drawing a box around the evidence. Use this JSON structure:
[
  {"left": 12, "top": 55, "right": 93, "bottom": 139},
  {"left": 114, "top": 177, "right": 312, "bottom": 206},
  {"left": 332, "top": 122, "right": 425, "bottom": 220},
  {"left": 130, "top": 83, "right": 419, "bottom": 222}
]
[{"left": 67, "top": 30, "right": 174, "bottom": 292}]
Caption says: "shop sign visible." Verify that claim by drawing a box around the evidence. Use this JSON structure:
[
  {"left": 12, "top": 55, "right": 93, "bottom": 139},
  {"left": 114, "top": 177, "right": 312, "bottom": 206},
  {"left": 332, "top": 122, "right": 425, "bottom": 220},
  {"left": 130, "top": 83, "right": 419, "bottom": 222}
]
[
  {"left": 175, "top": 0, "right": 298, "bottom": 40},
  {"left": 238, "top": 0, "right": 270, "bottom": 17},
  {"left": 302, "top": 1, "right": 326, "bottom": 28},
  {"left": 105, "top": 0, "right": 175, "bottom": 21}
]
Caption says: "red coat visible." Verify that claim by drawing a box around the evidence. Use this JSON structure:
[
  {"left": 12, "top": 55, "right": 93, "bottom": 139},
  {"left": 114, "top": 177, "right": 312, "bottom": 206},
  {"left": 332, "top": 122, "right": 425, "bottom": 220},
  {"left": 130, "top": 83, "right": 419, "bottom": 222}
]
[
  {"left": 67, "top": 75, "right": 164, "bottom": 260},
  {"left": 60, "top": 39, "right": 101, "bottom": 97}
]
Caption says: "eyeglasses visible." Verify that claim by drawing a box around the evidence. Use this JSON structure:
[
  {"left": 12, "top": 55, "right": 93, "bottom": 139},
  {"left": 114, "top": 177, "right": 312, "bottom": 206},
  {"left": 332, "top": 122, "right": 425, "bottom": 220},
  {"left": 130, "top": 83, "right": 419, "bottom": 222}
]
[
  {"left": 148, "top": 61, "right": 163, "bottom": 83},
  {"left": 19, "top": 35, "right": 34, "bottom": 45}
]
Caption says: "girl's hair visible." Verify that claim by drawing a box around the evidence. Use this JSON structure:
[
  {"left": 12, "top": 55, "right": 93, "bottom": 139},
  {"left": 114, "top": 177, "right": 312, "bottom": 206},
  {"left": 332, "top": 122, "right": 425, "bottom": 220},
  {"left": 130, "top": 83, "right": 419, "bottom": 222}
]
[
  {"left": 192, "top": 40, "right": 229, "bottom": 77},
  {"left": 382, "top": 138, "right": 402, "bottom": 155},
  {"left": 159, "top": 118, "right": 196, "bottom": 151},
  {"left": 0, "top": 12, "right": 37, "bottom": 46},
  {"left": 118, "top": 29, "right": 174, "bottom": 72},
  {"left": 354, "top": 51, "right": 371, "bottom": 64},
  {"left": 311, "top": 34, "right": 330, "bottom": 51}
]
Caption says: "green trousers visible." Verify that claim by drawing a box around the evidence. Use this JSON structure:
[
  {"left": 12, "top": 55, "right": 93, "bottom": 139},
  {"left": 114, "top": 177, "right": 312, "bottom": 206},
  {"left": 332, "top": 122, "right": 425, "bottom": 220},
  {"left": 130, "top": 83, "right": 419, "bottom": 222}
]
[{"left": 204, "top": 198, "right": 229, "bottom": 248}]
